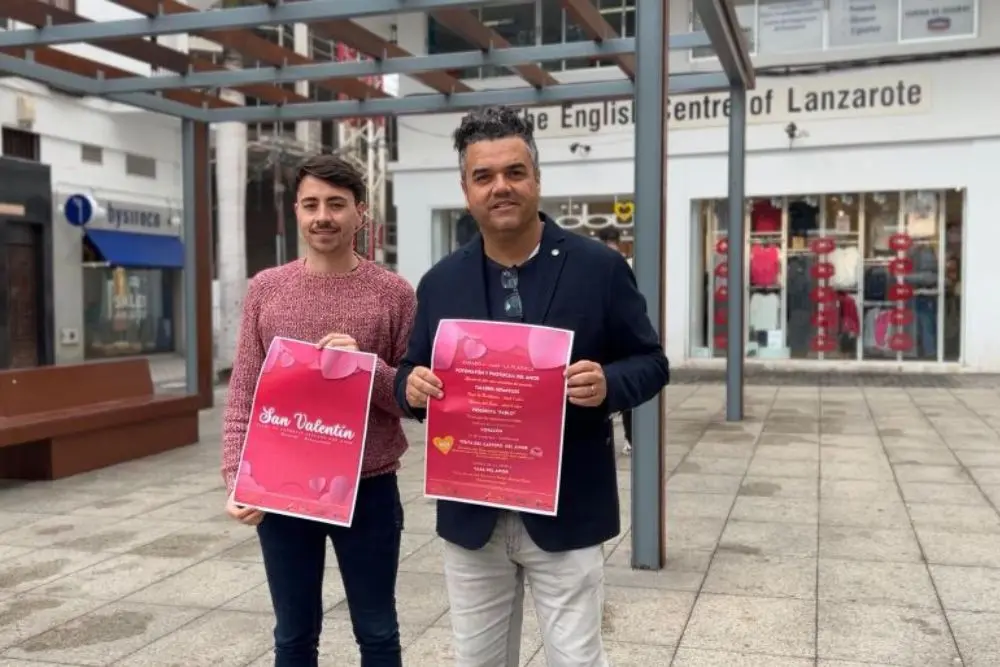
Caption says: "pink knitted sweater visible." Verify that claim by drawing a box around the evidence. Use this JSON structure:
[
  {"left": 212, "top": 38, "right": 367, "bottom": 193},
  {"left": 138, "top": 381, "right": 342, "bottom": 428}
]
[{"left": 221, "top": 258, "right": 416, "bottom": 494}]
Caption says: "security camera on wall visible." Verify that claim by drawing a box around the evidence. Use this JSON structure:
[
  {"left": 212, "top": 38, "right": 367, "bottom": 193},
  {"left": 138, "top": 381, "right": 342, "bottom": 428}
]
[{"left": 569, "top": 142, "right": 591, "bottom": 156}]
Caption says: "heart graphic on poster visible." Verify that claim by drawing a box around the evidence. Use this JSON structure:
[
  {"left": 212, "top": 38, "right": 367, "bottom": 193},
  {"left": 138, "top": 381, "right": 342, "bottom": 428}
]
[
  {"left": 320, "top": 347, "right": 358, "bottom": 380},
  {"left": 463, "top": 338, "right": 488, "bottom": 360},
  {"left": 433, "top": 435, "right": 454, "bottom": 454},
  {"left": 308, "top": 477, "right": 327, "bottom": 494},
  {"left": 329, "top": 476, "right": 352, "bottom": 504},
  {"left": 279, "top": 350, "right": 296, "bottom": 367},
  {"left": 460, "top": 321, "right": 519, "bottom": 352},
  {"left": 433, "top": 323, "right": 463, "bottom": 370},
  {"left": 527, "top": 327, "right": 570, "bottom": 370},
  {"left": 262, "top": 348, "right": 279, "bottom": 374}
]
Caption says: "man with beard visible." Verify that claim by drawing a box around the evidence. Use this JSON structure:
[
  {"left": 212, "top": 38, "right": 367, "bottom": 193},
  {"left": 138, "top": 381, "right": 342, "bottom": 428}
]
[
  {"left": 222, "top": 154, "right": 414, "bottom": 667},
  {"left": 395, "top": 106, "right": 669, "bottom": 667}
]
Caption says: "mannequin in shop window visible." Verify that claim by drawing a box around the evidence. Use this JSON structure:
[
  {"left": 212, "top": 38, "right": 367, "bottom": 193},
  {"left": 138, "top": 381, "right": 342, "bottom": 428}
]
[{"left": 597, "top": 226, "right": 634, "bottom": 454}]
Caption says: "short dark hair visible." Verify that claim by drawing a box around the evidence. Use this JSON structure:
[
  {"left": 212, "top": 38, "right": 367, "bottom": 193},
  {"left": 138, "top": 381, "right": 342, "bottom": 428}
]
[
  {"left": 598, "top": 226, "right": 621, "bottom": 243},
  {"left": 294, "top": 154, "right": 366, "bottom": 204},
  {"left": 452, "top": 105, "right": 539, "bottom": 174}
]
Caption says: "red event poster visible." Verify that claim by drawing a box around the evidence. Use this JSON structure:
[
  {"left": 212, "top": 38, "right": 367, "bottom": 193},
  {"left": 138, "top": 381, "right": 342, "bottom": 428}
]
[
  {"left": 425, "top": 319, "right": 574, "bottom": 516},
  {"left": 232, "top": 337, "right": 377, "bottom": 527}
]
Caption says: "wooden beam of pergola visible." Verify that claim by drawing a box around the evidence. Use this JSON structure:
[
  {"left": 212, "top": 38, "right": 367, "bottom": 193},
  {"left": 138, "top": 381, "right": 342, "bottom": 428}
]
[
  {"left": 0, "top": 45, "right": 233, "bottom": 109},
  {"left": 6, "top": 0, "right": 303, "bottom": 105},
  {"left": 560, "top": 0, "right": 635, "bottom": 79},
  {"left": 431, "top": 9, "right": 558, "bottom": 89},
  {"left": 108, "top": 0, "right": 388, "bottom": 101},
  {"left": 308, "top": 19, "right": 474, "bottom": 95}
]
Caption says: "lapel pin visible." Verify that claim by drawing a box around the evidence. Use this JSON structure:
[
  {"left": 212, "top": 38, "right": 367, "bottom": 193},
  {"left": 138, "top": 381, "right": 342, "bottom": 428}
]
[{"left": 551, "top": 249, "right": 560, "bottom": 256}]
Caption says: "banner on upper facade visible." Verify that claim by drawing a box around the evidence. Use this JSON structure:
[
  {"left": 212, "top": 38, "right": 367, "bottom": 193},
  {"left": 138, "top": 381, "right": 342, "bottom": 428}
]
[{"left": 517, "top": 71, "right": 932, "bottom": 137}]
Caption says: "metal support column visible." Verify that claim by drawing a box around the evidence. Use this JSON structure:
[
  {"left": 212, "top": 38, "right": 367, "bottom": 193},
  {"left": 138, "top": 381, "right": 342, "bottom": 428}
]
[
  {"left": 630, "top": 0, "right": 668, "bottom": 571},
  {"left": 181, "top": 120, "right": 199, "bottom": 398},
  {"left": 725, "top": 85, "right": 748, "bottom": 421}
]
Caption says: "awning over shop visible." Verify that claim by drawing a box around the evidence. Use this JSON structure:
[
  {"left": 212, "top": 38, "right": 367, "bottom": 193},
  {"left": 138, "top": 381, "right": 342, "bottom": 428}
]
[{"left": 85, "top": 229, "right": 185, "bottom": 269}]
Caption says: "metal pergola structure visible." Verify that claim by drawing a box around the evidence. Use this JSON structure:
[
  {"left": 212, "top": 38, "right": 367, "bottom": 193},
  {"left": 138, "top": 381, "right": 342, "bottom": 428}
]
[{"left": 0, "top": 0, "right": 753, "bottom": 570}]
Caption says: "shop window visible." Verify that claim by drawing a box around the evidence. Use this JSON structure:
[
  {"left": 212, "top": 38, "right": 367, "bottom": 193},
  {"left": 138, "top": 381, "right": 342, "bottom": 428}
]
[
  {"left": 82, "top": 267, "right": 176, "bottom": 359},
  {"left": 692, "top": 189, "right": 964, "bottom": 364}
]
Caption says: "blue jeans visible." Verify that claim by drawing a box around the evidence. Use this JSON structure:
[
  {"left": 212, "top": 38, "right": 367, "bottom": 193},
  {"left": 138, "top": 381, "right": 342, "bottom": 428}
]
[
  {"left": 914, "top": 296, "right": 937, "bottom": 359},
  {"left": 256, "top": 472, "right": 404, "bottom": 667}
]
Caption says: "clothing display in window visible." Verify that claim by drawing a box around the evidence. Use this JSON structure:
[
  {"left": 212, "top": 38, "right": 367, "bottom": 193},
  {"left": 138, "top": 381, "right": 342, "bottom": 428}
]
[
  {"left": 906, "top": 244, "right": 939, "bottom": 287},
  {"left": 749, "top": 292, "right": 780, "bottom": 332},
  {"left": 788, "top": 200, "right": 819, "bottom": 246},
  {"left": 750, "top": 244, "right": 781, "bottom": 286},
  {"left": 751, "top": 200, "right": 781, "bottom": 233},
  {"left": 696, "top": 190, "right": 962, "bottom": 363},
  {"left": 786, "top": 254, "right": 814, "bottom": 356},
  {"left": 829, "top": 246, "right": 860, "bottom": 290}
]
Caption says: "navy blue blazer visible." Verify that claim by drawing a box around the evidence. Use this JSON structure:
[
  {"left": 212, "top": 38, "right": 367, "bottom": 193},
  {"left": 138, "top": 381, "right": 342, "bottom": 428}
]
[{"left": 394, "top": 216, "right": 669, "bottom": 552}]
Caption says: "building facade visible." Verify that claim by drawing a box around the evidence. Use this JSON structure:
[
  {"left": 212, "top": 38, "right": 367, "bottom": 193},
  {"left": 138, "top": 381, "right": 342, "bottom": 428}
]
[
  {"left": 391, "top": 0, "right": 999, "bottom": 371},
  {"left": 1, "top": 0, "right": 188, "bottom": 367}
]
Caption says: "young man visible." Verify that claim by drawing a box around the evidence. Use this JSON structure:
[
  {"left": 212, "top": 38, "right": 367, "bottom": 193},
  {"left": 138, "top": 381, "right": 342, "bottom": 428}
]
[
  {"left": 222, "top": 155, "right": 415, "bottom": 667},
  {"left": 395, "top": 107, "right": 669, "bottom": 667},
  {"left": 596, "top": 226, "right": 634, "bottom": 454}
]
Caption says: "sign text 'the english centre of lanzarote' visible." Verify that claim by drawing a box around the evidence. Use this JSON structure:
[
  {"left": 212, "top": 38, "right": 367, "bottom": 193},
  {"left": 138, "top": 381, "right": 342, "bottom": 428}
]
[{"left": 516, "top": 73, "right": 931, "bottom": 137}]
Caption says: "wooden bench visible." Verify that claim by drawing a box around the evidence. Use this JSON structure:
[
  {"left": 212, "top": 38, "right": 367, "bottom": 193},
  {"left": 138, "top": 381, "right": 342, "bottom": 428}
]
[{"left": 0, "top": 359, "right": 201, "bottom": 480}]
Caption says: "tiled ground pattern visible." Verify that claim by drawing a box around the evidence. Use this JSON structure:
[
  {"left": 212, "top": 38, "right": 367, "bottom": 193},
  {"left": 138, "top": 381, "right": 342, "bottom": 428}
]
[{"left": 2, "top": 384, "right": 1000, "bottom": 665}]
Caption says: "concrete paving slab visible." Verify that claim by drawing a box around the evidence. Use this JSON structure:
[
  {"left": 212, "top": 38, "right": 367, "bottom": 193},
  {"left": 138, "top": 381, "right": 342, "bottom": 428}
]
[{"left": 2, "top": 383, "right": 1000, "bottom": 664}]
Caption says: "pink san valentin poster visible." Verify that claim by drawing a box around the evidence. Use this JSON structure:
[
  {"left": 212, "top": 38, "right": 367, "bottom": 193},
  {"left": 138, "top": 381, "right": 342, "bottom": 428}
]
[
  {"left": 425, "top": 319, "right": 573, "bottom": 516},
  {"left": 232, "top": 337, "right": 376, "bottom": 527}
]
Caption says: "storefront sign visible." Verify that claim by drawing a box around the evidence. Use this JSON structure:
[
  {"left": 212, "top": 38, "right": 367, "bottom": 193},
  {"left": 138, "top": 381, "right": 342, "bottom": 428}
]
[
  {"left": 517, "top": 72, "right": 932, "bottom": 136},
  {"left": 106, "top": 203, "right": 162, "bottom": 230},
  {"left": 58, "top": 192, "right": 179, "bottom": 237}
]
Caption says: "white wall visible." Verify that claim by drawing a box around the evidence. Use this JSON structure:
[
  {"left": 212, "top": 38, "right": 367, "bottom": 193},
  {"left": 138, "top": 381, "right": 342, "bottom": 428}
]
[{"left": 391, "top": 55, "right": 1000, "bottom": 369}]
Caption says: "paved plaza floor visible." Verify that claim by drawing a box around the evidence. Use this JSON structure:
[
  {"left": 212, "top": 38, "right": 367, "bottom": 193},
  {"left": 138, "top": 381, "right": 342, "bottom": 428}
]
[{"left": 2, "top": 384, "right": 1000, "bottom": 665}]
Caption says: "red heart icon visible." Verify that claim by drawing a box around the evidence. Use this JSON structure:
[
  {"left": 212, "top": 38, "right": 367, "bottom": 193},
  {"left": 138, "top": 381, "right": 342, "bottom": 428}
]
[
  {"left": 715, "top": 263, "right": 729, "bottom": 278},
  {"left": 714, "top": 334, "right": 728, "bottom": 349},
  {"left": 811, "top": 312, "right": 834, "bottom": 329},
  {"left": 810, "top": 237, "right": 835, "bottom": 254},
  {"left": 888, "top": 332, "right": 913, "bottom": 352},
  {"left": 811, "top": 262, "right": 835, "bottom": 279},
  {"left": 715, "top": 285, "right": 729, "bottom": 301},
  {"left": 715, "top": 238, "right": 729, "bottom": 254},
  {"left": 889, "top": 233, "right": 913, "bottom": 252},
  {"left": 714, "top": 310, "right": 727, "bottom": 325},
  {"left": 889, "top": 258, "right": 913, "bottom": 276},
  {"left": 810, "top": 286, "right": 837, "bottom": 303},
  {"left": 889, "top": 308, "right": 914, "bottom": 326},
  {"left": 889, "top": 283, "right": 914, "bottom": 301}
]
